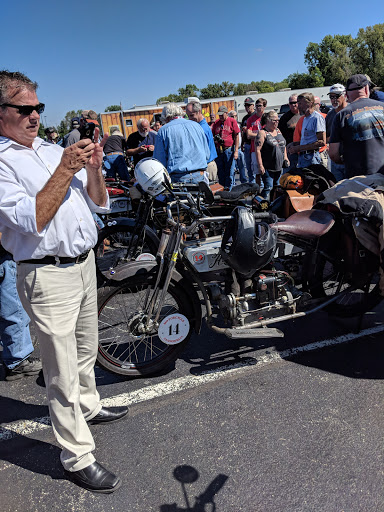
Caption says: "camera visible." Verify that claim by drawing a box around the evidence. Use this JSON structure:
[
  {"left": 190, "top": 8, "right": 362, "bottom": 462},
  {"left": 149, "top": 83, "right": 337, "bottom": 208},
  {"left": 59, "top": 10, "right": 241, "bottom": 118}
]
[
  {"left": 79, "top": 122, "right": 96, "bottom": 141},
  {"left": 214, "top": 134, "right": 225, "bottom": 146}
]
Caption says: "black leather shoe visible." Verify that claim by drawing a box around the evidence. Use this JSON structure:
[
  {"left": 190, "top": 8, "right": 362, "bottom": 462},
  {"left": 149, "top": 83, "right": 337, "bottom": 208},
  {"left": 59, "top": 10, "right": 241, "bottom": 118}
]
[
  {"left": 87, "top": 406, "right": 128, "bottom": 425},
  {"left": 64, "top": 461, "right": 121, "bottom": 493}
]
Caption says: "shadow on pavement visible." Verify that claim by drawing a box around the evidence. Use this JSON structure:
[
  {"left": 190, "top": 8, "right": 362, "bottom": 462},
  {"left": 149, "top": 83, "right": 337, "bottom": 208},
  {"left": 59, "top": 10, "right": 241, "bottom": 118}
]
[
  {"left": 0, "top": 433, "right": 63, "bottom": 481},
  {"left": 0, "top": 396, "right": 48, "bottom": 424},
  {"left": 159, "top": 465, "right": 228, "bottom": 512}
]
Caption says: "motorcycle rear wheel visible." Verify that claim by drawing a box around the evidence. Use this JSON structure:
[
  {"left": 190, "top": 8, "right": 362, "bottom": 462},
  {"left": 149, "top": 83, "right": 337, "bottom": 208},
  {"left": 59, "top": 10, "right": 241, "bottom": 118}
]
[
  {"left": 308, "top": 255, "right": 382, "bottom": 318},
  {"left": 97, "top": 274, "right": 194, "bottom": 376}
]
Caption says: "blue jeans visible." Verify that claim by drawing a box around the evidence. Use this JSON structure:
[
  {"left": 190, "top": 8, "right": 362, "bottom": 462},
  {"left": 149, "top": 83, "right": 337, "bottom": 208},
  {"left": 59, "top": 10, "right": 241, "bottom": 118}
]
[
  {"left": 330, "top": 160, "right": 347, "bottom": 182},
  {"left": 0, "top": 253, "right": 34, "bottom": 368},
  {"left": 298, "top": 151, "right": 321, "bottom": 168},
  {"left": 104, "top": 153, "right": 130, "bottom": 181},
  {"left": 243, "top": 144, "right": 252, "bottom": 181},
  {"left": 236, "top": 149, "right": 248, "bottom": 183},
  {"left": 287, "top": 152, "right": 298, "bottom": 172},
  {"left": 216, "top": 147, "right": 236, "bottom": 189},
  {"left": 261, "top": 169, "right": 282, "bottom": 201},
  {"left": 170, "top": 170, "right": 209, "bottom": 186}
]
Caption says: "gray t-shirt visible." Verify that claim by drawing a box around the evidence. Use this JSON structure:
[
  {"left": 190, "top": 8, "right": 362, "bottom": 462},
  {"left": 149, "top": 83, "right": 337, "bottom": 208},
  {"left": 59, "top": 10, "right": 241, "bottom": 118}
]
[
  {"left": 325, "top": 108, "right": 337, "bottom": 138},
  {"left": 63, "top": 128, "right": 81, "bottom": 148},
  {"left": 300, "top": 111, "right": 326, "bottom": 146}
]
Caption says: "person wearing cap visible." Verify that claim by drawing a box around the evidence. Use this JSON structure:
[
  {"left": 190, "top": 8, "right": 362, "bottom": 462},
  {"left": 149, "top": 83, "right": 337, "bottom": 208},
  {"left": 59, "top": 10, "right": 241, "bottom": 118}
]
[
  {"left": 103, "top": 126, "right": 130, "bottom": 181},
  {"left": 44, "top": 126, "right": 58, "bottom": 144},
  {"left": 329, "top": 74, "right": 384, "bottom": 178},
  {"left": 325, "top": 84, "right": 348, "bottom": 181},
  {"left": 246, "top": 98, "right": 267, "bottom": 185},
  {"left": 241, "top": 97, "right": 255, "bottom": 179},
  {"left": 208, "top": 113, "right": 216, "bottom": 126},
  {"left": 228, "top": 110, "right": 248, "bottom": 183},
  {"left": 211, "top": 105, "right": 240, "bottom": 189},
  {"left": 186, "top": 101, "right": 218, "bottom": 181},
  {"left": 278, "top": 94, "right": 300, "bottom": 171},
  {"left": 63, "top": 116, "right": 81, "bottom": 148}
]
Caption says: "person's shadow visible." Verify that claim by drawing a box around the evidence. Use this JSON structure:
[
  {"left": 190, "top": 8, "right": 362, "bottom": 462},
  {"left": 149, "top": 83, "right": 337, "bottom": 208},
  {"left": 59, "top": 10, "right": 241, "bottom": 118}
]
[{"left": 159, "top": 465, "right": 228, "bottom": 511}]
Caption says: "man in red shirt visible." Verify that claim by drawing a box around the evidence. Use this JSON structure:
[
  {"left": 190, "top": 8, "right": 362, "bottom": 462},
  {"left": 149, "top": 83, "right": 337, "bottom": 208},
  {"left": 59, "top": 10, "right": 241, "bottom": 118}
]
[
  {"left": 246, "top": 98, "right": 267, "bottom": 184},
  {"left": 211, "top": 105, "right": 240, "bottom": 189}
]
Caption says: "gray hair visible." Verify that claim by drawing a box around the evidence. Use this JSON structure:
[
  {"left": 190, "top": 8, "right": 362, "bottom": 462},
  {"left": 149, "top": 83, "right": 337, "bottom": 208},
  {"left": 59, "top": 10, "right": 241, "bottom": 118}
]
[
  {"left": 137, "top": 118, "right": 150, "bottom": 130},
  {"left": 0, "top": 70, "right": 38, "bottom": 107},
  {"left": 187, "top": 101, "right": 202, "bottom": 113},
  {"left": 288, "top": 94, "right": 298, "bottom": 102},
  {"left": 161, "top": 102, "right": 184, "bottom": 123}
]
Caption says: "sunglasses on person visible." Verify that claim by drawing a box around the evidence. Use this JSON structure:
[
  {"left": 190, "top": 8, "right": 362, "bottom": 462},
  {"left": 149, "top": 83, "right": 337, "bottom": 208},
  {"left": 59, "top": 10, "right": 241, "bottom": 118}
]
[
  {"left": 289, "top": 101, "right": 298, "bottom": 105},
  {"left": 0, "top": 103, "right": 45, "bottom": 115},
  {"left": 329, "top": 94, "right": 341, "bottom": 100}
]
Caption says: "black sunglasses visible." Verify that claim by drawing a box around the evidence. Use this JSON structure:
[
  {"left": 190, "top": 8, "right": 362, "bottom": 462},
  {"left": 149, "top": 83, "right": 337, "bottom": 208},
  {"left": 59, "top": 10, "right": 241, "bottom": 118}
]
[
  {"left": 0, "top": 103, "right": 45, "bottom": 115},
  {"left": 289, "top": 101, "right": 298, "bottom": 105}
]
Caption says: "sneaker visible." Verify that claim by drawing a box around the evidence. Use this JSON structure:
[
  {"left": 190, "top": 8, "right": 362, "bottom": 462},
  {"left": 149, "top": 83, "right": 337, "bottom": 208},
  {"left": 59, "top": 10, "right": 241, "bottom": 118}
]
[{"left": 5, "top": 357, "right": 42, "bottom": 381}]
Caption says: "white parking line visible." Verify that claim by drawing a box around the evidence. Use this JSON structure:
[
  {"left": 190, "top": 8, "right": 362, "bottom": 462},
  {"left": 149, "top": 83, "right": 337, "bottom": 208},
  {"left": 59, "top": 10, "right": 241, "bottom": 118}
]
[{"left": 1, "top": 324, "right": 383, "bottom": 443}]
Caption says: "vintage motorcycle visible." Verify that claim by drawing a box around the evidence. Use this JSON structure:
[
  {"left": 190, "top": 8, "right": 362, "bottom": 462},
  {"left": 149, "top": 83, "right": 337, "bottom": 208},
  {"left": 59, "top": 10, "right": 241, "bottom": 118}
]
[{"left": 97, "top": 164, "right": 383, "bottom": 377}]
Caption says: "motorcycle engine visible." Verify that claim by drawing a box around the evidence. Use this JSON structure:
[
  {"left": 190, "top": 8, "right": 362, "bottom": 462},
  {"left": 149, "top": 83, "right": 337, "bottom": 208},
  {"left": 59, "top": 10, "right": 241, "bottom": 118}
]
[{"left": 213, "top": 270, "right": 306, "bottom": 326}]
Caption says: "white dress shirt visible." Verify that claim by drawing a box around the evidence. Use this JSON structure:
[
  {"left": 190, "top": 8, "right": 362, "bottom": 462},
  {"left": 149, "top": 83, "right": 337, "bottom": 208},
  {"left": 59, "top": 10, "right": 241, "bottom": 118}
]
[{"left": 0, "top": 136, "right": 109, "bottom": 261}]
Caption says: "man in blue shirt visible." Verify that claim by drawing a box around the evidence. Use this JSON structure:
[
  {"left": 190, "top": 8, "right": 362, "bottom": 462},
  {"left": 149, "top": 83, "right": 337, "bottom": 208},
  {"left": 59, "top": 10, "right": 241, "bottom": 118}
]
[
  {"left": 153, "top": 103, "right": 210, "bottom": 185},
  {"left": 186, "top": 100, "right": 218, "bottom": 181}
]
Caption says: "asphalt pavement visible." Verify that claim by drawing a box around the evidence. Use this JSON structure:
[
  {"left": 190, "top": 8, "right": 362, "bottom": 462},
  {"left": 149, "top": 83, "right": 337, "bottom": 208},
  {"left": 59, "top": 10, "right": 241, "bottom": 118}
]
[{"left": 1, "top": 302, "right": 384, "bottom": 511}]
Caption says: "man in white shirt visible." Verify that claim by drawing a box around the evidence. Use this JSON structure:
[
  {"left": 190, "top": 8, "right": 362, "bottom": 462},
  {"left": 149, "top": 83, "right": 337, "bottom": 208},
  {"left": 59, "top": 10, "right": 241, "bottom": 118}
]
[{"left": 0, "top": 70, "right": 127, "bottom": 493}]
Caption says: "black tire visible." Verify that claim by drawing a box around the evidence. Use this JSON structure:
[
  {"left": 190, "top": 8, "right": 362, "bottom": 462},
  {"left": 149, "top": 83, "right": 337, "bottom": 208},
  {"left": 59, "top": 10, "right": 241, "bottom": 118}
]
[
  {"left": 94, "top": 224, "right": 158, "bottom": 281},
  {"left": 307, "top": 253, "right": 382, "bottom": 318},
  {"left": 97, "top": 273, "right": 194, "bottom": 376}
]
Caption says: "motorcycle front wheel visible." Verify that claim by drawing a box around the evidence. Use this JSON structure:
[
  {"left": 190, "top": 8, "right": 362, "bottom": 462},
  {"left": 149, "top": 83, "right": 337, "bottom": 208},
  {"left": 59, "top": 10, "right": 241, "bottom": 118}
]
[
  {"left": 94, "top": 224, "right": 158, "bottom": 281},
  {"left": 97, "top": 273, "right": 194, "bottom": 376}
]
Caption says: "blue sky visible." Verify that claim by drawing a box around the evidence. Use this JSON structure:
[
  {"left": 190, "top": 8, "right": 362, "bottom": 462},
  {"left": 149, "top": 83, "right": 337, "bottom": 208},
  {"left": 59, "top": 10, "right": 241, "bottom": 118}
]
[{"left": 2, "top": 0, "right": 383, "bottom": 127}]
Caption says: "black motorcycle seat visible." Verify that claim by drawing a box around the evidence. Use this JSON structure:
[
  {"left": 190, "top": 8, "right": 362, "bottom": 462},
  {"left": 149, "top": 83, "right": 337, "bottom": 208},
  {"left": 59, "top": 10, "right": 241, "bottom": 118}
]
[
  {"left": 274, "top": 210, "right": 335, "bottom": 238},
  {"left": 214, "top": 183, "right": 260, "bottom": 202}
]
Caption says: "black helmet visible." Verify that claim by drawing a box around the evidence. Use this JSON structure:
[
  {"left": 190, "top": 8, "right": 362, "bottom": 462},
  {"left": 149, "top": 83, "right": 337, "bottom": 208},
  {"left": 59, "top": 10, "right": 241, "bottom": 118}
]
[{"left": 221, "top": 206, "right": 277, "bottom": 277}]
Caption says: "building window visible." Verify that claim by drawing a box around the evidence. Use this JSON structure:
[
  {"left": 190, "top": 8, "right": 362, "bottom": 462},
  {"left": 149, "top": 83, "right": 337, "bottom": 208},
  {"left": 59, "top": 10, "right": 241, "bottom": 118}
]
[{"left": 125, "top": 119, "right": 133, "bottom": 127}]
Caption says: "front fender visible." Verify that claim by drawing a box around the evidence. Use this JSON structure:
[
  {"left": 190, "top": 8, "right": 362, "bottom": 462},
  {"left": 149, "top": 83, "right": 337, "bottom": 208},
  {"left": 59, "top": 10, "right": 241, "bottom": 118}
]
[{"left": 109, "top": 261, "right": 202, "bottom": 334}]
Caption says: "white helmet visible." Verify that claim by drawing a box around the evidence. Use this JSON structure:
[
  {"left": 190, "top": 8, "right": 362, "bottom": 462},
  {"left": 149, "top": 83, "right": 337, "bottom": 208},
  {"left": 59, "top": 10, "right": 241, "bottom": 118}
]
[{"left": 134, "top": 158, "right": 171, "bottom": 196}]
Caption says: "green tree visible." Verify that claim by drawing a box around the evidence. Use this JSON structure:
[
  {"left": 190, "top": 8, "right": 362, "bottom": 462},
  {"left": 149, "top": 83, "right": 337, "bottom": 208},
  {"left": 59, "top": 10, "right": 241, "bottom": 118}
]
[
  {"left": 156, "top": 93, "right": 182, "bottom": 104},
  {"left": 286, "top": 67, "right": 324, "bottom": 89},
  {"left": 38, "top": 124, "right": 46, "bottom": 138},
  {"left": 253, "top": 80, "right": 275, "bottom": 93},
  {"left": 220, "top": 81, "right": 235, "bottom": 96},
  {"left": 105, "top": 105, "right": 121, "bottom": 112},
  {"left": 305, "top": 34, "right": 355, "bottom": 85},
  {"left": 199, "top": 83, "right": 227, "bottom": 99},
  {"left": 273, "top": 80, "right": 290, "bottom": 91},
  {"left": 233, "top": 83, "right": 249, "bottom": 95},
  {"left": 57, "top": 109, "right": 82, "bottom": 138},
  {"left": 351, "top": 24, "right": 384, "bottom": 87},
  {"left": 177, "top": 84, "right": 200, "bottom": 99}
]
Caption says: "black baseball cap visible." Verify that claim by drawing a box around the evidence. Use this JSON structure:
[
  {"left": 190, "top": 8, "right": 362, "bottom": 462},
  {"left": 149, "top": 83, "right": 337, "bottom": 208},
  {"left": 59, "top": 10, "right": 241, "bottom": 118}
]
[
  {"left": 244, "top": 97, "right": 255, "bottom": 105},
  {"left": 346, "top": 74, "right": 376, "bottom": 91}
]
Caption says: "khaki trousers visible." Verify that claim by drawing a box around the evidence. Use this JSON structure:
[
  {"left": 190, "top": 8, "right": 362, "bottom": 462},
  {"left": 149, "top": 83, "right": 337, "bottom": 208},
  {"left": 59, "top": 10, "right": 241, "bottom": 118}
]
[
  {"left": 207, "top": 160, "right": 218, "bottom": 182},
  {"left": 17, "top": 251, "right": 101, "bottom": 471}
]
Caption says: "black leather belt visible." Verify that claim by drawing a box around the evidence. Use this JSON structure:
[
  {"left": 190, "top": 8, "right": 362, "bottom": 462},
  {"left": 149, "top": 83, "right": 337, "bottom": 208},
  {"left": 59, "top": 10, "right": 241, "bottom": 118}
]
[{"left": 19, "top": 250, "right": 90, "bottom": 266}]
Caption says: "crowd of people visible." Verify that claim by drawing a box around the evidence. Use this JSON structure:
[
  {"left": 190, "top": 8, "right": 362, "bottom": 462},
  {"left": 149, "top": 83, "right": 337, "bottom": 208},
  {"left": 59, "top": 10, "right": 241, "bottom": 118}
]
[{"left": 0, "top": 68, "right": 384, "bottom": 495}]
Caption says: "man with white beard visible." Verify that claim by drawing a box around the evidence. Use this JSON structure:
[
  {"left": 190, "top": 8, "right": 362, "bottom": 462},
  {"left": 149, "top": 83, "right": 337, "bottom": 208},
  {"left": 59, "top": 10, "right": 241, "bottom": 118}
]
[{"left": 126, "top": 118, "right": 157, "bottom": 167}]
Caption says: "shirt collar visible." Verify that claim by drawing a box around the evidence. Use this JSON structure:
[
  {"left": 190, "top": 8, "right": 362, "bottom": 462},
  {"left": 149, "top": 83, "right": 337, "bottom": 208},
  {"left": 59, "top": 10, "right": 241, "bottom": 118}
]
[{"left": 0, "top": 136, "right": 44, "bottom": 152}]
